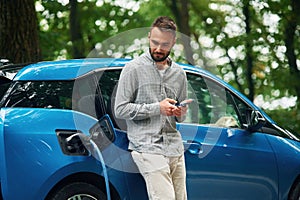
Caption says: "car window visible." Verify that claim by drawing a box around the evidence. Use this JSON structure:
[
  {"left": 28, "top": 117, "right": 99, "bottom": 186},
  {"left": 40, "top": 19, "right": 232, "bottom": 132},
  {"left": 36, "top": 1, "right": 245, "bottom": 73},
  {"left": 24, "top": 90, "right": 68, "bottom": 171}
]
[
  {"left": 96, "top": 69, "right": 127, "bottom": 130},
  {"left": 1, "top": 71, "right": 117, "bottom": 120},
  {"left": 184, "top": 72, "right": 251, "bottom": 129},
  {"left": 0, "top": 81, "right": 11, "bottom": 102},
  {"left": 2, "top": 74, "right": 103, "bottom": 114},
  {"left": 96, "top": 69, "right": 121, "bottom": 109},
  {"left": 3, "top": 81, "right": 75, "bottom": 109}
]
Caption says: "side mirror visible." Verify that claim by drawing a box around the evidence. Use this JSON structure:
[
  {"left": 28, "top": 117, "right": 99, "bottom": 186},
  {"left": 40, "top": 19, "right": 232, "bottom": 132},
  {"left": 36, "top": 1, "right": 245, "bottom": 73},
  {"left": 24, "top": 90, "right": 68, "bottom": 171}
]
[
  {"left": 89, "top": 114, "right": 116, "bottom": 151},
  {"left": 243, "top": 110, "right": 266, "bottom": 131}
]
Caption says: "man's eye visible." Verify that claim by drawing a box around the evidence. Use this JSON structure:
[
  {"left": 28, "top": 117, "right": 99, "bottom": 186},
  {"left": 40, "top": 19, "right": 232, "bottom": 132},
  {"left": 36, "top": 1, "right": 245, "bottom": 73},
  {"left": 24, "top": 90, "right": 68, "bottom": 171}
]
[
  {"left": 151, "top": 40, "right": 170, "bottom": 48},
  {"left": 152, "top": 41, "right": 159, "bottom": 46}
]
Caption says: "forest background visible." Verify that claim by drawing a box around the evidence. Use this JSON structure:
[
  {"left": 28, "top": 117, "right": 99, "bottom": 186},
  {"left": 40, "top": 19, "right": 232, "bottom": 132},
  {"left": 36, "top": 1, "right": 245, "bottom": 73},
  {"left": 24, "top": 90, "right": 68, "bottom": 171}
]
[{"left": 0, "top": 0, "right": 299, "bottom": 134}]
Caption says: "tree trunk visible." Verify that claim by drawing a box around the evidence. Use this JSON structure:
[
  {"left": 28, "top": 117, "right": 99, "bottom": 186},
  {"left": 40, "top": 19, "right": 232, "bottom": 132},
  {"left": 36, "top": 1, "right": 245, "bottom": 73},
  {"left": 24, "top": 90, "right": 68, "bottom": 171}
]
[
  {"left": 242, "top": 0, "right": 255, "bottom": 101},
  {"left": 169, "top": 0, "right": 195, "bottom": 65},
  {"left": 284, "top": 0, "right": 300, "bottom": 107},
  {"left": 0, "top": 0, "right": 41, "bottom": 63},
  {"left": 69, "top": 0, "right": 85, "bottom": 58}
]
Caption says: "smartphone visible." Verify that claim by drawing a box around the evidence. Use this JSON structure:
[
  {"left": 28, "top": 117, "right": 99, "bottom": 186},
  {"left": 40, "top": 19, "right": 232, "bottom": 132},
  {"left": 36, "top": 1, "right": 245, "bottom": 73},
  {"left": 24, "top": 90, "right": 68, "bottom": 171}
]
[{"left": 176, "top": 99, "right": 194, "bottom": 107}]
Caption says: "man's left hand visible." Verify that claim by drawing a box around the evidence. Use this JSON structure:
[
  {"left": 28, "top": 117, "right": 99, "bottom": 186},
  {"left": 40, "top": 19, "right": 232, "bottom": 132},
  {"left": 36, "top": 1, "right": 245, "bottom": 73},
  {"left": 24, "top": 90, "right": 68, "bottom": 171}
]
[{"left": 172, "top": 106, "right": 188, "bottom": 117}]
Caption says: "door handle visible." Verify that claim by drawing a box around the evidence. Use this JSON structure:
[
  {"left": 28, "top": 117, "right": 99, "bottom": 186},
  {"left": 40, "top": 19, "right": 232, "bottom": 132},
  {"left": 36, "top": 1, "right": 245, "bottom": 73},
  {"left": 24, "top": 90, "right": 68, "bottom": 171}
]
[{"left": 183, "top": 140, "right": 203, "bottom": 154}]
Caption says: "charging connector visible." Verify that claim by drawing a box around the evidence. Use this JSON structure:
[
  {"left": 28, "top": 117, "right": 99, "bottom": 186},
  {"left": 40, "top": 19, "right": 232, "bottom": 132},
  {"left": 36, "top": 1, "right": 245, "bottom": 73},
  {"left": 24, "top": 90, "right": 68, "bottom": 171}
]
[{"left": 65, "top": 132, "right": 111, "bottom": 200}]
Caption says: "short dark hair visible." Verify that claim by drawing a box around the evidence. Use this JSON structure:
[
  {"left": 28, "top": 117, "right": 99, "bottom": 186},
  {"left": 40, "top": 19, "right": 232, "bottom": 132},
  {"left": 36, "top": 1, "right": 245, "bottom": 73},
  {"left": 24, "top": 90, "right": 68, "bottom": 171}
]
[{"left": 151, "top": 16, "right": 177, "bottom": 36}]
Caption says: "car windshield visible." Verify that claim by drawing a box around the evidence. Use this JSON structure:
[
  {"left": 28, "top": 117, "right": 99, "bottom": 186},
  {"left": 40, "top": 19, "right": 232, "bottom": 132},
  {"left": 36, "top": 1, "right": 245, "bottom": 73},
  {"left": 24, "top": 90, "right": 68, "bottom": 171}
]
[{"left": 2, "top": 80, "right": 74, "bottom": 109}]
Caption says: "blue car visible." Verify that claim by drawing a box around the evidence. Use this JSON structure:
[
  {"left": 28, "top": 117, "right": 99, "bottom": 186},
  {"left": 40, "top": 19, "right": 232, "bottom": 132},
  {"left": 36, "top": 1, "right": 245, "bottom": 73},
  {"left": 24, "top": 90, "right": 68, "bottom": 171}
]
[{"left": 0, "top": 58, "right": 299, "bottom": 200}]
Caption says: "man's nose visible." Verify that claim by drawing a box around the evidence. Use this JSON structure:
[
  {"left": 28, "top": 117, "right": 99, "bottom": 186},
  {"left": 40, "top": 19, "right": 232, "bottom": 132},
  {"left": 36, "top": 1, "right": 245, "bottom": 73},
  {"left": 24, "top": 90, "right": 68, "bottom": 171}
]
[{"left": 156, "top": 44, "right": 164, "bottom": 51}]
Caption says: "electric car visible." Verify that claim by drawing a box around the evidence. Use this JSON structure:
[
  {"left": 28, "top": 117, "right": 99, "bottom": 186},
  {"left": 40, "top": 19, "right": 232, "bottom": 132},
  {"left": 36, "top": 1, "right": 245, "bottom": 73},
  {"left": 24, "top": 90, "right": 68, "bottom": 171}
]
[{"left": 0, "top": 58, "right": 300, "bottom": 200}]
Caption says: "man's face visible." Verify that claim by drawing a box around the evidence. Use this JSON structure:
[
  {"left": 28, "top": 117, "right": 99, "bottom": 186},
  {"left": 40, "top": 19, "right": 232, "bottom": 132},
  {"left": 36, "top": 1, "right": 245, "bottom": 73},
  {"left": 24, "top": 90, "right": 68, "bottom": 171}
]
[{"left": 149, "top": 27, "right": 176, "bottom": 62}]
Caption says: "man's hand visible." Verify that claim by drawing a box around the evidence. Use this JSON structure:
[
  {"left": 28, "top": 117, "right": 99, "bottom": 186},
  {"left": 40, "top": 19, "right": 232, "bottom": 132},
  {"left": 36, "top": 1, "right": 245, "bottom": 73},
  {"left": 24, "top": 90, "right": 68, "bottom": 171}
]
[
  {"left": 172, "top": 106, "right": 188, "bottom": 117},
  {"left": 160, "top": 98, "right": 177, "bottom": 116}
]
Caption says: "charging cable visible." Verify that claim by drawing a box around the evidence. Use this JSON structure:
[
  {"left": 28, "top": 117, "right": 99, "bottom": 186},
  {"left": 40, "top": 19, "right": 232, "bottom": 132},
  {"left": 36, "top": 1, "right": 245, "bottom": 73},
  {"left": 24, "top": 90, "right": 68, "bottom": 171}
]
[{"left": 66, "top": 133, "right": 111, "bottom": 200}]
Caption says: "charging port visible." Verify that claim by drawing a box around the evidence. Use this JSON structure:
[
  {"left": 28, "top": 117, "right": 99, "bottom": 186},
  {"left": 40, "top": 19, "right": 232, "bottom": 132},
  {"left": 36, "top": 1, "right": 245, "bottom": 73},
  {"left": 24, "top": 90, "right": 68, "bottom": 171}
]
[{"left": 56, "top": 130, "right": 89, "bottom": 156}]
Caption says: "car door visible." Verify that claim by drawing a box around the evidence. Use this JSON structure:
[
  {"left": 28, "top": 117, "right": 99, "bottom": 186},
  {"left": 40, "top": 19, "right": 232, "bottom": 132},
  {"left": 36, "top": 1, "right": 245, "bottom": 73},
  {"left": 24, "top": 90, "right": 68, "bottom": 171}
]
[
  {"left": 96, "top": 68, "right": 148, "bottom": 199},
  {"left": 178, "top": 72, "right": 278, "bottom": 200}
]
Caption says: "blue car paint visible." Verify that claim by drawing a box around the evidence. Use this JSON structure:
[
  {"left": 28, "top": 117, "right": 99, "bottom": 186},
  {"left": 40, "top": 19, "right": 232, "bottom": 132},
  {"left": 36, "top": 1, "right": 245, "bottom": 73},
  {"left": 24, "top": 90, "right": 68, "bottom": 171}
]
[
  {"left": 0, "top": 58, "right": 300, "bottom": 199},
  {"left": 178, "top": 123, "right": 278, "bottom": 199},
  {"left": 0, "top": 108, "right": 146, "bottom": 199},
  {"left": 1, "top": 109, "right": 98, "bottom": 199},
  {"left": 14, "top": 58, "right": 130, "bottom": 81},
  {"left": 267, "top": 135, "right": 300, "bottom": 198}
]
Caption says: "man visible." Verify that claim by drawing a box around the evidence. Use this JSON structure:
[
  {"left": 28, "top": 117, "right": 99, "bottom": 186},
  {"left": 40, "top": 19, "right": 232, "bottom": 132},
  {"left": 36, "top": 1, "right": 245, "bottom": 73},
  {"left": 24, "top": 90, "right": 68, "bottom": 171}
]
[{"left": 114, "top": 16, "right": 188, "bottom": 200}]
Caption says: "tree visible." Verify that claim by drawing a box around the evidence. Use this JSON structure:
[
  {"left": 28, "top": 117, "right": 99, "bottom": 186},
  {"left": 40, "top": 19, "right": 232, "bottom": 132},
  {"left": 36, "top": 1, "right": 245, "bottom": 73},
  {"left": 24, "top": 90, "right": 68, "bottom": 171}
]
[
  {"left": 2, "top": 0, "right": 297, "bottom": 133},
  {"left": 276, "top": 0, "right": 300, "bottom": 131},
  {"left": 37, "top": 0, "right": 146, "bottom": 60},
  {"left": 242, "top": 0, "right": 255, "bottom": 101},
  {"left": 167, "top": 0, "right": 195, "bottom": 65},
  {"left": 0, "top": 0, "right": 40, "bottom": 63},
  {"left": 283, "top": 0, "right": 300, "bottom": 107},
  {"left": 69, "top": 0, "right": 85, "bottom": 58}
]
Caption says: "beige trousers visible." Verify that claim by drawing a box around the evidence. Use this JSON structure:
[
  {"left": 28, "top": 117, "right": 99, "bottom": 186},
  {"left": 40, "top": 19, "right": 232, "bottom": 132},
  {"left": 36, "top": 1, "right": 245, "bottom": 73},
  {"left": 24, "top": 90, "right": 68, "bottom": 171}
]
[{"left": 131, "top": 151, "right": 187, "bottom": 200}]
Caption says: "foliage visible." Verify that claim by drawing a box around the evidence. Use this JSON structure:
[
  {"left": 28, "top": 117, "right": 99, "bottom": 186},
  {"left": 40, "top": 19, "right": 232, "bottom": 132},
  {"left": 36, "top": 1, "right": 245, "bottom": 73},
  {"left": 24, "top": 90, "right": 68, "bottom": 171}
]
[
  {"left": 37, "top": 0, "right": 147, "bottom": 60},
  {"left": 34, "top": 0, "right": 300, "bottom": 133},
  {"left": 267, "top": 107, "right": 300, "bottom": 136}
]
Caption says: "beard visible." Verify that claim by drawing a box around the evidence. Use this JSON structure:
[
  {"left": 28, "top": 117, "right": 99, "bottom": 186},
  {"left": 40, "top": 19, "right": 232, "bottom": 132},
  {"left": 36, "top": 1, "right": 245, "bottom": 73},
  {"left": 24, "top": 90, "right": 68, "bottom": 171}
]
[{"left": 149, "top": 48, "right": 171, "bottom": 62}]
